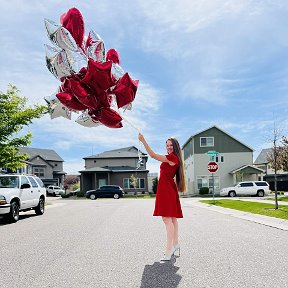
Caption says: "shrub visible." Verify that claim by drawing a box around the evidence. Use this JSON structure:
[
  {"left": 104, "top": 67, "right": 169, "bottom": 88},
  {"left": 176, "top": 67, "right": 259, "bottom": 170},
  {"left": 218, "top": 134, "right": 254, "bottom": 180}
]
[
  {"left": 199, "top": 187, "right": 209, "bottom": 195},
  {"left": 152, "top": 177, "right": 158, "bottom": 194},
  {"left": 76, "top": 191, "right": 85, "bottom": 197}
]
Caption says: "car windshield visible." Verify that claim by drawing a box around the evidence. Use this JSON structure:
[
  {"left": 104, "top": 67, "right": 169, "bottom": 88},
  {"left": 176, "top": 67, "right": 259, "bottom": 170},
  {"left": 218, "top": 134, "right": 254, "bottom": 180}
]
[{"left": 0, "top": 176, "right": 19, "bottom": 188}]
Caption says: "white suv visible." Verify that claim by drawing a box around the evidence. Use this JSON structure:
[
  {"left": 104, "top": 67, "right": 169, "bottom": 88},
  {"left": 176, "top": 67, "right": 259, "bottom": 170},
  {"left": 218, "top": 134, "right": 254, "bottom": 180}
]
[
  {"left": 46, "top": 185, "right": 64, "bottom": 196},
  {"left": 220, "top": 181, "right": 270, "bottom": 197},
  {"left": 0, "top": 174, "right": 46, "bottom": 223}
]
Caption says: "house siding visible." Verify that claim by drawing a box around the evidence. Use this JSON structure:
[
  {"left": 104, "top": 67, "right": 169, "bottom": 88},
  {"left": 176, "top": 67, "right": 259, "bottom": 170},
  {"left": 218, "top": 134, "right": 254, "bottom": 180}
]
[
  {"left": 183, "top": 126, "right": 257, "bottom": 195},
  {"left": 194, "top": 127, "right": 252, "bottom": 154}
]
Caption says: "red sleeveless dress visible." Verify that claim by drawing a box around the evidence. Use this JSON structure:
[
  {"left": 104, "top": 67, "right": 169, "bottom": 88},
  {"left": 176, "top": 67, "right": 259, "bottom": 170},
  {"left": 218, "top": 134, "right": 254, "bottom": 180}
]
[{"left": 153, "top": 153, "right": 183, "bottom": 218}]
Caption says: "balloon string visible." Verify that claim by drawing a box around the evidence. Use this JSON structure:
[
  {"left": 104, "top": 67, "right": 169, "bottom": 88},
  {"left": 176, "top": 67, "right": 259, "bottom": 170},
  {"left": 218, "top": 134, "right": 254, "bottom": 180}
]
[
  {"left": 119, "top": 113, "right": 143, "bottom": 169},
  {"left": 120, "top": 114, "right": 141, "bottom": 133}
]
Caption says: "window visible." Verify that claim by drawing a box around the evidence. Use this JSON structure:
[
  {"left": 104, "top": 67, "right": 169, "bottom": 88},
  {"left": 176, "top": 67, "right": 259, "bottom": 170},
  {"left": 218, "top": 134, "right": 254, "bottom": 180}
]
[
  {"left": 200, "top": 137, "right": 214, "bottom": 147},
  {"left": 197, "top": 175, "right": 220, "bottom": 189},
  {"left": 197, "top": 176, "right": 208, "bottom": 189},
  {"left": 123, "top": 178, "right": 145, "bottom": 189},
  {"left": 0, "top": 176, "right": 19, "bottom": 188},
  {"left": 255, "top": 182, "right": 268, "bottom": 186},
  {"left": 35, "top": 177, "right": 45, "bottom": 187},
  {"left": 28, "top": 176, "right": 38, "bottom": 187},
  {"left": 220, "top": 156, "right": 224, "bottom": 163},
  {"left": 34, "top": 167, "right": 44, "bottom": 177},
  {"left": 208, "top": 176, "right": 220, "bottom": 189},
  {"left": 20, "top": 176, "right": 30, "bottom": 186},
  {"left": 240, "top": 182, "right": 253, "bottom": 187}
]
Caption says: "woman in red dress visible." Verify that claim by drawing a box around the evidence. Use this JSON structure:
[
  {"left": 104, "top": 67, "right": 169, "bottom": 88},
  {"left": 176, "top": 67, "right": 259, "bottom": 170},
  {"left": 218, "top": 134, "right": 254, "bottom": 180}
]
[{"left": 138, "top": 133, "right": 186, "bottom": 261}]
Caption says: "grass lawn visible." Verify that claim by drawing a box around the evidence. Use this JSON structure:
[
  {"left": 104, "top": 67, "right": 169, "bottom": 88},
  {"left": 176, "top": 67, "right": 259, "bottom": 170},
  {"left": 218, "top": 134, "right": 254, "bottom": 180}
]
[{"left": 200, "top": 199, "right": 288, "bottom": 220}]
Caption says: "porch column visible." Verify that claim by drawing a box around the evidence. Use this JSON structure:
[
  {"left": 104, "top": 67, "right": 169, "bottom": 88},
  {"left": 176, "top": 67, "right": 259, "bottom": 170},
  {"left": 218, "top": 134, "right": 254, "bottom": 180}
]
[{"left": 232, "top": 173, "right": 236, "bottom": 185}]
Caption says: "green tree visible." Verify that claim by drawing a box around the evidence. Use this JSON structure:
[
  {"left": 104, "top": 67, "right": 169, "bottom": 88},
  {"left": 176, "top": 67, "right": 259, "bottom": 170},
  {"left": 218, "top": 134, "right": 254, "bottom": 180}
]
[
  {"left": 0, "top": 85, "right": 47, "bottom": 171},
  {"left": 152, "top": 177, "right": 158, "bottom": 194}
]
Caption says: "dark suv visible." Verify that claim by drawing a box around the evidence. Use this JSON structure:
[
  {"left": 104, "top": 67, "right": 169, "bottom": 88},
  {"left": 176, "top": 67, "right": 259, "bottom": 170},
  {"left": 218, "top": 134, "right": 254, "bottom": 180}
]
[{"left": 86, "top": 185, "right": 124, "bottom": 200}]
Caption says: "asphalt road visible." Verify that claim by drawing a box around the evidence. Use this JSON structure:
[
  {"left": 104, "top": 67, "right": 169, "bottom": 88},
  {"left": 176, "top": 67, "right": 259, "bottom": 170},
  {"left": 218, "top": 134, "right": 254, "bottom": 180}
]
[{"left": 1, "top": 198, "right": 287, "bottom": 288}]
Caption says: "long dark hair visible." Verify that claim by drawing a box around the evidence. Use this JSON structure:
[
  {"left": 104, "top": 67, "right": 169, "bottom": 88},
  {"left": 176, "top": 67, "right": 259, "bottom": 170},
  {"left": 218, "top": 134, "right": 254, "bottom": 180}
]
[{"left": 167, "top": 137, "right": 187, "bottom": 192}]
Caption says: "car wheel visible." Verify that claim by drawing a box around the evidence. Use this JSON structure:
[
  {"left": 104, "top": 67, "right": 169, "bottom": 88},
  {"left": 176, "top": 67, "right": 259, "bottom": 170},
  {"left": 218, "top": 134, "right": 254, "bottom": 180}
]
[
  {"left": 228, "top": 191, "right": 236, "bottom": 197},
  {"left": 113, "top": 194, "right": 120, "bottom": 199},
  {"left": 7, "top": 201, "right": 20, "bottom": 223},
  {"left": 257, "top": 190, "right": 264, "bottom": 197},
  {"left": 90, "top": 194, "right": 96, "bottom": 200},
  {"left": 35, "top": 198, "right": 45, "bottom": 215}
]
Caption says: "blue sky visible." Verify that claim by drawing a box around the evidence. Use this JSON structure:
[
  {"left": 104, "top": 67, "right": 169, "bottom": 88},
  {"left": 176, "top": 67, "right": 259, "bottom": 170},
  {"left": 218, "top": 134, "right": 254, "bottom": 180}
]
[{"left": 1, "top": 0, "right": 288, "bottom": 174}]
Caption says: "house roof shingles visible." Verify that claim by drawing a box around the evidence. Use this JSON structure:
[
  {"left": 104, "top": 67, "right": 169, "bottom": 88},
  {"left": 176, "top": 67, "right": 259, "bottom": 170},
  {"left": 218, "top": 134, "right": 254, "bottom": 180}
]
[
  {"left": 18, "top": 147, "right": 64, "bottom": 162},
  {"left": 254, "top": 148, "right": 272, "bottom": 165},
  {"left": 84, "top": 146, "right": 147, "bottom": 159}
]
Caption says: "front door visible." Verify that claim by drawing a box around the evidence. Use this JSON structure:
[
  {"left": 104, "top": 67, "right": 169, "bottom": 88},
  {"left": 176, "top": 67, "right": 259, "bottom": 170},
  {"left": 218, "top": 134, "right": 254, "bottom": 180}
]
[
  {"left": 99, "top": 178, "right": 106, "bottom": 188},
  {"left": 20, "top": 176, "right": 34, "bottom": 208}
]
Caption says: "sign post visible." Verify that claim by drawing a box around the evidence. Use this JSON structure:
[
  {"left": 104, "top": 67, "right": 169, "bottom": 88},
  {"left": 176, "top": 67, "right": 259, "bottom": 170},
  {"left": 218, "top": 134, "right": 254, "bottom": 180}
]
[{"left": 207, "top": 161, "right": 219, "bottom": 202}]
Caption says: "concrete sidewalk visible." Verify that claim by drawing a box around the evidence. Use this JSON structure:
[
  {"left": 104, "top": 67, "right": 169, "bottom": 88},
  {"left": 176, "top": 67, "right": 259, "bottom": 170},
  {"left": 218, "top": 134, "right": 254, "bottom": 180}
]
[{"left": 184, "top": 198, "right": 288, "bottom": 231}]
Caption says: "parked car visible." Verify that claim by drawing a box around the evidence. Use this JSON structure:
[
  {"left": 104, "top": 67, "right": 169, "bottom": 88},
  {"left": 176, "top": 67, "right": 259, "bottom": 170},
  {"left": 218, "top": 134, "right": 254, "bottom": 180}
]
[
  {"left": 0, "top": 174, "right": 46, "bottom": 223},
  {"left": 220, "top": 181, "right": 270, "bottom": 197},
  {"left": 46, "top": 185, "right": 65, "bottom": 196},
  {"left": 71, "top": 188, "right": 80, "bottom": 196},
  {"left": 86, "top": 185, "right": 124, "bottom": 200}
]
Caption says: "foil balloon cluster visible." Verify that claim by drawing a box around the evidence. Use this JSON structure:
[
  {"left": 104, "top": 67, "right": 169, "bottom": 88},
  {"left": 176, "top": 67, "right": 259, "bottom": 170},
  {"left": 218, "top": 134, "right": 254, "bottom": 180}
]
[{"left": 44, "top": 7, "right": 139, "bottom": 128}]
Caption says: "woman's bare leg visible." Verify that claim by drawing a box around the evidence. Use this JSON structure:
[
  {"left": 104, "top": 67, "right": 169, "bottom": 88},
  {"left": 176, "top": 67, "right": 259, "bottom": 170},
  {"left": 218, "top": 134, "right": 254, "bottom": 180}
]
[
  {"left": 162, "top": 217, "right": 174, "bottom": 255},
  {"left": 172, "top": 217, "right": 179, "bottom": 246}
]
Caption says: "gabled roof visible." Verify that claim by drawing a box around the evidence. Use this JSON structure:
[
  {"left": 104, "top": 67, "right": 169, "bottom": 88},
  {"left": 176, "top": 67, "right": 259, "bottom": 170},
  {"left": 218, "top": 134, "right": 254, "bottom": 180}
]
[
  {"left": 230, "top": 165, "right": 265, "bottom": 174},
  {"left": 29, "top": 155, "right": 53, "bottom": 168},
  {"left": 79, "top": 167, "right": 111, "bottom": 173},
  {"left": 182, "top": 125, "right": 254, "bottom": 151},
  {"left": 84, "top": 146, "right": 147, "bottom": 159},
  {"left": 79, "top": 166, "right": 148, "bottom": 173},
  {"left": 18, "top": 147, "right": 64, "bottom": 162},
  {"left": 254, "top": 148, "right": 272, "bottom": 165}
]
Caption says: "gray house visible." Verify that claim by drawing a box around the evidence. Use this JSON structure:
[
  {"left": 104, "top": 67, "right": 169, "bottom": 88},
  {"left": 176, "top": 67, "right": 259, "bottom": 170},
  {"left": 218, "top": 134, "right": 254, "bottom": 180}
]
[
  {"left": 80, "top": 146, "right": 149, "bottom": 194},
  {"left": 17, "top": 147, "right": 66, "bottom": 187},
  {"left": 182, "top": 126, "right": 264, "bottom": 195}
]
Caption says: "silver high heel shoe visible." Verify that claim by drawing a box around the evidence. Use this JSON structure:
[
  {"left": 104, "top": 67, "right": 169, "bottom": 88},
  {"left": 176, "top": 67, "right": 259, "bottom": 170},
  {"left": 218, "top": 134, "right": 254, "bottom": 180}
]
[
  {"left": 172, "top": 244, "right": 180, "bottom": 257},
  {"left": 160, "top": 250, "right": 173, "bottom": 262}
]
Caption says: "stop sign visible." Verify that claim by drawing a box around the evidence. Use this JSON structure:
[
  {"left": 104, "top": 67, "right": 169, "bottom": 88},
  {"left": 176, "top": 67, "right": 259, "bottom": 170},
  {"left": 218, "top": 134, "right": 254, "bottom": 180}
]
[{"left": 208, "top": 161, "right": 218, "bottom": 173}]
